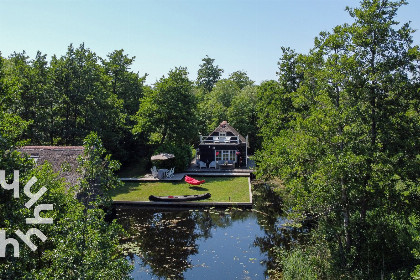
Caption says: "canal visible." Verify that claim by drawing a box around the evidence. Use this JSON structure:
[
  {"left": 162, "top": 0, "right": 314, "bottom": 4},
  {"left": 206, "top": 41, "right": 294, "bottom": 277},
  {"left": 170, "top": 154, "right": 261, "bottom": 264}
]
[{"left": 114, "top": 184, "right": 298, "bottom": 279}]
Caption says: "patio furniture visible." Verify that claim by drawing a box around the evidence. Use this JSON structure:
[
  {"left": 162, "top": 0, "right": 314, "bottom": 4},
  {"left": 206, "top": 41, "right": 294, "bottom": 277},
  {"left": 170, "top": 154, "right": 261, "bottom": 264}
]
[
  {"left": 199, "top": 161, "right": 207, "bottom": 169},
  {"left": 166, "top": 167, "right": 175, "bottom": 178},
  {"left": 209, "top": 161, "right": 216, "bottom": 169},
  {"left": 219, "top": 163, "right": 234, "bottom": 170},
  {"left": 158, "top": 169, "right": 168, "bottom": 179},
  {"left": 151, "top": 166, "right": 158, "bottom": 178},
  {"left": 219, "top": 160, "right": 234, "bottom": 170}
]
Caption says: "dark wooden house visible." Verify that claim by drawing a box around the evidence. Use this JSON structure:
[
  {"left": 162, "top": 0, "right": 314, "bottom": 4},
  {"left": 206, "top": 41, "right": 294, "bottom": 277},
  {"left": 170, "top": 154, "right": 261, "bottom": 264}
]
[{"left": 197, "top": 121, "right": 248, "bottom": 168}]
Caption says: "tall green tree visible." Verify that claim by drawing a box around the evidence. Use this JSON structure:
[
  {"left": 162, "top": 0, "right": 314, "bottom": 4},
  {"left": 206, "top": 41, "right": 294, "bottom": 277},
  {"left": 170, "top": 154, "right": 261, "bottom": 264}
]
[
  {"left": 77, "top": 132, "right": 123, "bottom": 208},
  {"left": 228, "top": 70, "right": 254, "bottom": 89},
  {"left": 103, "top": 49, "right": 146, "bottom": 118},
  {"left": 49, "top": 44, "right": 126, "bottom": 154},
  {"left": 227, "top": 85, "right": 259, "bottom": 152},
  {"left": 102, "top": 49, "right": 146, "bottom": 161},
  {"left": 29, "top": 51, "right": 51, "bottom": 144},
  {"left": 133, "top": 67, "right": 198, "bottom": 145},
  {"left": 196, "top": 55, "right": 224, "bottom": 93},
  {"left": 197, "top": 79, "right": 240, "bottom": 135}
]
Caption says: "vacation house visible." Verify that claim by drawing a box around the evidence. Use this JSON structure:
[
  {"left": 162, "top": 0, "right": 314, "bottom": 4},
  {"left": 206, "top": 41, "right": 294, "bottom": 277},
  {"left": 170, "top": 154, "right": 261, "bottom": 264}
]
[
  {"left": 197, "top": 121, "right": 248, "bottom": 169},
  {"left": 19, "top": 146, "right": 84, "bottom": 186}
]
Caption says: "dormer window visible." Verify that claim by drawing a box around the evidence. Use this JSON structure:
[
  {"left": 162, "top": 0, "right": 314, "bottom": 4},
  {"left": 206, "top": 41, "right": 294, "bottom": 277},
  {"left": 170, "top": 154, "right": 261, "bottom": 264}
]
[{"left": 30, "top": 155, "right": 39, "bottom": 163}]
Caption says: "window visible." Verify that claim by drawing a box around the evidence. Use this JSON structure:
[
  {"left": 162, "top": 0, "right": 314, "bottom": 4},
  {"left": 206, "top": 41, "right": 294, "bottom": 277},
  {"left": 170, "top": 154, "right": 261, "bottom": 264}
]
[
  {"left": 30, "top": 155, "right": 39, "bottom": 163},
  {"left": 215, "top": 150, "right": 236, "bottom": 162},
  {"left": 219, "top": 132, "right": 226, "bottom": 142}
]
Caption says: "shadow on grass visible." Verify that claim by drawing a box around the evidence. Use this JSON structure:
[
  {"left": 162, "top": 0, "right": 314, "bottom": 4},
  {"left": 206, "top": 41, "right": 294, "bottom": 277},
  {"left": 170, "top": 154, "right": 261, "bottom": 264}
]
[
  {"left": 186, "top": 176, "right": 238, "bottom": 183},
  {"left": 189, "top": 186, "right": 209, "bottom": 191},
  {"left": 117, "top": 158, "right": 148, "bottom": 178}
]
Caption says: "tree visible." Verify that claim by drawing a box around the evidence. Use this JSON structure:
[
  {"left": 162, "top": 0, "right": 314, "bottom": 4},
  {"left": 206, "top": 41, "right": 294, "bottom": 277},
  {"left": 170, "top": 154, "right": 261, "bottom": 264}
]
[
  {"left": 49, "top": 44, "right": 126, "bottom": 155},
  {"left": 29, "top": 51, "right": 52, "bottom": 144},
  {"left": 103, "top": 49, "right": 146, "bottom": 117},
  {"left": 227, "top": 85, "right": 259, "bottom": 152},
  {"left": 256, "top": 0, "right": 420, "bottom": 277},
  {"left": 256, "top": 79, "right": 293, "bottom": 143},
  {"left": 196, "top": 55, "right": 224, "bottom": 93},
  {"left": 228, "top": 70, "right": 254, "bottom": 89},
  {"left": 102, "top": 49, "right": 146, "bottom": 161},
  {"left": 77, "top": 132, "right": 123, "bottom": 208},
  {"left": 133, "top": 67, "right": 198, "bottom": 145},
  {"left": 197, "top": 79, "right": 240, "bottom": 135},
  {"left": 0, "top": 53, "right": 31, "bottom": 145}
]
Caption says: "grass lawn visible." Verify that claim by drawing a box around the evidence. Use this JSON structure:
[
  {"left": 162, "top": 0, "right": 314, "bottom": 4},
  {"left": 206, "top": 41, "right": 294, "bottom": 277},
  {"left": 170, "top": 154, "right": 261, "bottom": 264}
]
[{"left": 111, "top": 176, "right": 250, "bottom": 203}]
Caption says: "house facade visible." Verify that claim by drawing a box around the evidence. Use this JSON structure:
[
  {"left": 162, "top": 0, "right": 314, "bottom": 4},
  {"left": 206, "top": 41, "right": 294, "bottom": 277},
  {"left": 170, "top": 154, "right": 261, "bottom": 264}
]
[{"left": 197, "top": 121, "right": 248, "bottom": 168}]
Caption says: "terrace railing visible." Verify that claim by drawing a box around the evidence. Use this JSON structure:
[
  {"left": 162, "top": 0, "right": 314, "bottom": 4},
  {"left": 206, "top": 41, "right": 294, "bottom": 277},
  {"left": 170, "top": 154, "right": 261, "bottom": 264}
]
[{"left": 200, "top": 135, "right": 240, "bottom": 144}]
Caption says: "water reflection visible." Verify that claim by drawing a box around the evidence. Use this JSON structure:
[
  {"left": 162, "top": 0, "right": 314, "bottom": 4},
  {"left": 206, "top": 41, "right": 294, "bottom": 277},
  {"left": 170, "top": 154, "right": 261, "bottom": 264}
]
[
  {"left": 252, "top": 182, "right": 302, "bottom": 277},
  {"left": 115, "top": 183, "right": 301, "bottom": 279},
  {"left": 116, "top": 207, "right": 251, "bottom": 279}
]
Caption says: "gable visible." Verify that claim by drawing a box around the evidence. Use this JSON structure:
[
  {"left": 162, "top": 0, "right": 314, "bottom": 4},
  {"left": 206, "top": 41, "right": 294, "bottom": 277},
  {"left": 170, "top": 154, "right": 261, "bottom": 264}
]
[{"left": 209, "top": 121, "right": 246, "bottom": 143}]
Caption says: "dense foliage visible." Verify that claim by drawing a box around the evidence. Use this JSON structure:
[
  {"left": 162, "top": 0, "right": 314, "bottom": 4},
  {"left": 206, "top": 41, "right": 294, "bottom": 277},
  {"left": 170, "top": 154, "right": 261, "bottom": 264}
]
[
  {"left": 1, "top": 44, "right": 146, "bottom": 162},
  {"left": 256, "top": 0, "right": 420, "bottom": 278},
  {"left": 0, "top": 113, "right": 131, "bottom": 278}
]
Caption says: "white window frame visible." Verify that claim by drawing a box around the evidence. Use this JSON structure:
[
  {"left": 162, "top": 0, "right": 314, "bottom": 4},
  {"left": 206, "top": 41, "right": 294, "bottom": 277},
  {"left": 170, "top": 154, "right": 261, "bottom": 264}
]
[
  {"left": 215, "top": 150, "right": 236, "bottom": 163},
  {"left": 219, "top": 132, "right": 226, "bottom": 142}
]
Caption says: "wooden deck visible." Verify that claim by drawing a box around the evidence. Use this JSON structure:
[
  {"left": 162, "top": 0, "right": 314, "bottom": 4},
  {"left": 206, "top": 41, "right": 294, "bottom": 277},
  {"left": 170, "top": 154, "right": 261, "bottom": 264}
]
[
  {"left": 120, "top": 173, "right": 186, "bottom": 182},
  {"left": 120, "top": 170, "right": 252, "bottom": 182},
  {"left": 186, "top": 167, "right": 254, "bottom": 173}
]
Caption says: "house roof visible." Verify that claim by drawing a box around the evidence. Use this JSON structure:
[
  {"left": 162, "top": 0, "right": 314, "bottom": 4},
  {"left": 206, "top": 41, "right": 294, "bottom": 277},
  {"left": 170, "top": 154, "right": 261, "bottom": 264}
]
[
  {"left": 19, "top": 146, "right": 84, "bottom": 187},
  {"left": 211, "top": 121, "right": 246, "bottom": 143}
]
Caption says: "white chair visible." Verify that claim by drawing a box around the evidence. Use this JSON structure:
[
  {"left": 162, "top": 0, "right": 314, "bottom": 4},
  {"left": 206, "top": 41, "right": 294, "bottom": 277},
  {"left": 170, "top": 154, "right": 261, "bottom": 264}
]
[
  {"left": 166, "top": 167, "right": 175, "bottom": 178},
  {"left": 151, "top": 166, "right": 158, "bottom": 178},
  {"left": 199, "top": 161, "right": 207, "bottom": 169},
  {"left": 209, "top": 161, "right": 216, "bottom": 169}
]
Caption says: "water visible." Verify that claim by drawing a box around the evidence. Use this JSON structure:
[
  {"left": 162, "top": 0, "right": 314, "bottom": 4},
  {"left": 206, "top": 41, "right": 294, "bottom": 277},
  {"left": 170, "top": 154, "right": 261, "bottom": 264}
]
[{"left": 114, "top": 185, "right": 289, "bottom": 279}]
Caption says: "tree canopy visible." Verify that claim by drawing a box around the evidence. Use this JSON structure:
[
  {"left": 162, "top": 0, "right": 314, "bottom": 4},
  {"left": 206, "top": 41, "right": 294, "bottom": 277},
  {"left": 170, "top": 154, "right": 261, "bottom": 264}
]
[
  {"left": 255, "top": 0, "right": 420, "bottom": 278},
  {"left": 196, "top": 55, "right": 224, "bottom": 93}
]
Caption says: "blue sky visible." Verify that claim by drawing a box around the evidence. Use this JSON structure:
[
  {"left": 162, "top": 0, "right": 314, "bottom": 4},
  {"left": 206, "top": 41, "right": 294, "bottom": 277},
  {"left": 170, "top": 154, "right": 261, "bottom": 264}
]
[{"left": 1, "top": 0, "right": 419, "bottom": 85}]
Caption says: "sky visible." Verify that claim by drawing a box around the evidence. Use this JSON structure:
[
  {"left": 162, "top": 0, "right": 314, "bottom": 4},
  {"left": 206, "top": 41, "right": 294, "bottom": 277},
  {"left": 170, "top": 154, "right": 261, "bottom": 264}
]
[{"left": 1, "top": 0, "right": 419, "bottom": 85}]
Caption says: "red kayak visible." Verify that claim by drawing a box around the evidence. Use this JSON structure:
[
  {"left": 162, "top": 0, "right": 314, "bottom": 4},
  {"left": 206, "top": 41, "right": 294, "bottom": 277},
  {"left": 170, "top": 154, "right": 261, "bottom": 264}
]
[{"left": 184, "top": 175, "right": 205, "bottom": 185}]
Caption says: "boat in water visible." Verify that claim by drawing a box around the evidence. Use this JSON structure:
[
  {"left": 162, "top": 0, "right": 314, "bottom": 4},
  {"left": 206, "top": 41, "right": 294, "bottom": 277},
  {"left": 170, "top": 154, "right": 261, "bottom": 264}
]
[{"left": 149, "top": 193, "right": 211, "bottom": 202}]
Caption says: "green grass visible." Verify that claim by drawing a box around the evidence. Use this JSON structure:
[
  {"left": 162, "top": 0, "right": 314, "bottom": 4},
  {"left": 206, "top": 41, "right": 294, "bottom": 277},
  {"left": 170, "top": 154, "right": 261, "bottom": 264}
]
[{"left": 110, "top": 176, "right": 250, "bottom": 202}]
